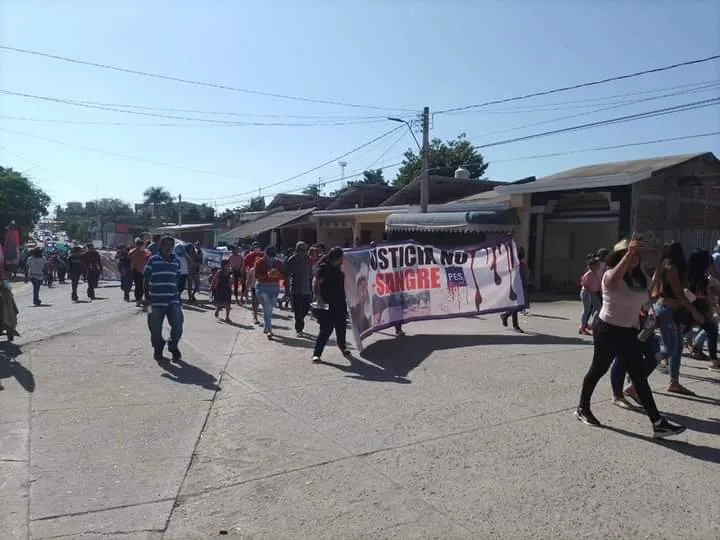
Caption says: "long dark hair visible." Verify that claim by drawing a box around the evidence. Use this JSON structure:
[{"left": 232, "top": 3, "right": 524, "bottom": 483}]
[
  {"left": 687, "top": 249, "right": 711, "bottom": 292},
  {"left": 605, "top": 245, "right": 648, "bottom": 290},
  {"left": 661, "top": 241, "right": 687, "bottom": 283},
  {"left": 319, "top": 246, "right": 344, "bottom": 266}
]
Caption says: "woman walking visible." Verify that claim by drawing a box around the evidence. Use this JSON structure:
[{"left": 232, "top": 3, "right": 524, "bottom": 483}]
[
  {"left": 312, "top": 247, "right": 350, "bottom": 363},
  {"left": 579, "top": 257, "right": 602, "bottom": 335},
  {"left": 652, "top": 242, "right": 704, "bottom": 395},
  {"left": 575, "top": 238, "right": 685, "bottom": 438},
  {"left": 685, "top": 249, "right": 719, "bottom": 369},
  {"left": 211, "top": 259, "right": 233, "bottom": 322},
  {"left": 254, "top": 246, "right": 283, "bottom": 337},
  {"left": 25, "top": 247, "right": 47, "bottom": 306}
]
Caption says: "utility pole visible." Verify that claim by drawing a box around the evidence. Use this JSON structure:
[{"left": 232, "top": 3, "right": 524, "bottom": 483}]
[
  {"left": 178, "top": 193, "right": 183, "bottom": 226},
  {"left": 420, "top": 106, "right": 430, "bottom": 213},
  {"left": 339, "top": 161, "right": 348, "bottom": 188}
]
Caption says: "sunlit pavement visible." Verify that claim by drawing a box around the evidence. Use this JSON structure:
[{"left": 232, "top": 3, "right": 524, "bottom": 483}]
[{"left": 1, "top": 286, "right": 718, "bottom": 539}]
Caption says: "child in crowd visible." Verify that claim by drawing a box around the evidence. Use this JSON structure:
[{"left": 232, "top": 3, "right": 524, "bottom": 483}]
[
  {"left": 579, "top": 257, "right": 602, "bottom": 335},
  {"left": 211, "top": 260, "right": 233, "bottom": 321}
]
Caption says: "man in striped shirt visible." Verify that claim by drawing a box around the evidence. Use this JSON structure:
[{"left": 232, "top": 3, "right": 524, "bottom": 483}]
[{"left": 143, "top": 236, "right": 183, "bottom": 362}]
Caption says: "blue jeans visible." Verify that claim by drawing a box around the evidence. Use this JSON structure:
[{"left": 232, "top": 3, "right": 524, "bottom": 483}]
[
  {"left": 31, "top": 278, "right": 42, "bottom": 305},
  {"left": 256, "top": 283, "right": 279, "bottom": 332},
  {"left": 655, "top": 303, "right": 682, "bottom": 380},
  {"left": 610, "top": 333, "right": 660, "bottom": 397},
  {"left": 693, "top": 320, "right": 718, "bottom": 360},
  {"left": 580, "top": 288, "right": 600, "bottom": 327},
  {"left": 147, "top": 303, "right": 184, "bottom": 352}
]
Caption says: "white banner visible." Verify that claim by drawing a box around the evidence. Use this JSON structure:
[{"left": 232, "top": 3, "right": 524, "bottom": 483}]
[{"left": 343, "top": 236, "right": 527, "bottom": 350}]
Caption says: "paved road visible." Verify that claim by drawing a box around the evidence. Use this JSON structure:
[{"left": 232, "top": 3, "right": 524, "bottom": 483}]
[{"left": 1, "top": 286, "right": 718, "bottom": 539}]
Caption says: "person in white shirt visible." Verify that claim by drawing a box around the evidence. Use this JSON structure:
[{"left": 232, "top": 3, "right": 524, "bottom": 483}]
[
  {"left": 173, "top": 243, "right": 190, "bottom": 301},
  {"left": 25, "top": 247, "right": 47, "bottom": 306}
]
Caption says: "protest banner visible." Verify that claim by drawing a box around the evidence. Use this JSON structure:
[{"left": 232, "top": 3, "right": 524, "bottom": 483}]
[
  {"left": 343, "top": 235, "right": 527, "bottom": 350},
  {"left": 97, "top": 247, "right": 229, "bottom": 293}
]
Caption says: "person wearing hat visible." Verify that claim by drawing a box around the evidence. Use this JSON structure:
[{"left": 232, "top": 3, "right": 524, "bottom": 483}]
[
  {"left": 576, "top": 238, "right": 685, "bottom": 438},
  {"left": 143, "top": 236, "right": 183, "bottom": 362}
]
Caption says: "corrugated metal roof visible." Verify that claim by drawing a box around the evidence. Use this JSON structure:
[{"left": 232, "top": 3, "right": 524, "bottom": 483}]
[
  {"left": 495, "top": 152, "right": 717, "bottom": 195},
  {"left": 385, "top": 210, "right": 517, "bottom": 233},
  {"left": 218, "top": 208, "right": 315, "bottom": 240}
]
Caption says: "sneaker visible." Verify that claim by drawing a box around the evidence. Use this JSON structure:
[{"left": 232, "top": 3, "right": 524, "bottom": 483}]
[
  {"left": 169, "top": 348, "right": 182, "bottom": 362},
  {"left": 690, "top": 350, "right": 708, "bottom": 361},
  {"left": 500, "top": 314, "right": 508, "bottom": 327},
  {"left": 574, "top": 407, "right": 601, "bottom": 427},
  {"left": 312, "top": 355, "right": 322, "bottom": 363},
  {"left": 653, "top": 418, "right": 686, "bottom": 439},
  {"left": 153, "top": 349, "right": 165, "bottom": 362},
  {"left": 296, "top": 331, "right": 304, "bottom": 338},
  {"left": 512, "top": 326, "right": 524, "bottom": 333},
  {"left": 395, "top": 329, "right": 406, "bottom": 337}
]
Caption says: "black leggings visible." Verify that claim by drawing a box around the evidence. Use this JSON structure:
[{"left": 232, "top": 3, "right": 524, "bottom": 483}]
[
  {"left": 232, "top": 269, "right": 242, "bottom": 297},
  {"left": 313, "top": 307, "right": 347, "bottom": 358},
  {"left": 580, "top": 319, "right": 661, "bottom": 423}
]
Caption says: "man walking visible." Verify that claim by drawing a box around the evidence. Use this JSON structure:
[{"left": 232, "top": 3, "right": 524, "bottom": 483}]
[
  {"left": 83, "top": 244, "right": 103, "bottom": 300},
  {"left": 129, "top": 238, "right": 148, "bottom": 307},
  {"left": 144, "top": 236, "right": 183, "bottom": 363},
  {"left": 285, "top": 241, "right": 313, "bottom": 336},
  {"left": 68, "top": 246, "right": 85, "bottom": 302}
]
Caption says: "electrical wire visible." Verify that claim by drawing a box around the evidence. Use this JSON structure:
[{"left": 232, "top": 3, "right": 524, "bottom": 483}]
[
  {"left": 0, "top": 90, "right": 392, "bottom": 127},
  {"left": 467, "top": 82, "right": 720, "bottom": 140},
  {"left": 0, "top": 45, "right": 416, "bottom": 112},
  {"left": 435, "top": 54, "right": 720, "bottom": 114},
  {"left": 473, "top": 97, "right": 720, "bottom": 150}
]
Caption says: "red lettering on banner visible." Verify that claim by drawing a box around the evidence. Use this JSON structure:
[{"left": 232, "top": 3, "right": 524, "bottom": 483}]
[{"left": 374, "top": 268, "right": 441, "bottom": 296}]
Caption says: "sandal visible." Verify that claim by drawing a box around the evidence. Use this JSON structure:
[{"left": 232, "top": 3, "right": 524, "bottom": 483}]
[
  {"left": 667, "top": 384, "right": 696, "bottom": 396},
  {"left": 623, "top": 386, "right": 643, "bottom": 407},
  {"left": 612, "top": 397, "right": 633, "bottom": 409}
]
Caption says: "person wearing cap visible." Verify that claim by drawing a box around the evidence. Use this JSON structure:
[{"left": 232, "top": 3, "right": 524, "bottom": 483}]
[
  {"left": 576, "top": 238, "right": 685, "bottom": 438},
  {"left": 285, "top": 241, "right": 313, "bottom": 336},
  {"left": 143, "top": 236, "right": 183, "bottom": 362},
  {"left": 129, "top": 238, "right": 149, "bottom": 306}
]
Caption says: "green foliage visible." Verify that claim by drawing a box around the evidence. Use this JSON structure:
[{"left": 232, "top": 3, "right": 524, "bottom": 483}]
[
  {"left": 302, "top": 184, "right": 322, "bottom": 197},
  {"left": 0, "top": 167, "right": 51, "bottom": 237},
  {"left": 242, "top": 196, "right": 266, "bottom": 212},
  {"left": 393, "top": 134, "right": 488, "bottom": 188},
  {"left": 330, "top": 169, "right": 387, "bottom": 197}
]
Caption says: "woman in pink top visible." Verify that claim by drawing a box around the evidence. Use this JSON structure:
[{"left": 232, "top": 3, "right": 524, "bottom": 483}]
[
  {"left": 575, "top": 239, "right": 685, "bottom": 439},
  {"left": 579, "top": 257, "right": 601, "bottom": 334}
]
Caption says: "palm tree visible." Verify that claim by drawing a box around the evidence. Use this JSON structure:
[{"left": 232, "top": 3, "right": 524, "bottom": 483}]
[{"left": 142, "top": 186, "right": 174, "bottom": 218}]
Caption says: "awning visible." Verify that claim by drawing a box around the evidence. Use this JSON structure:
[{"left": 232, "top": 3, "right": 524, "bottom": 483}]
[
  {"left": 218, "top": 208, "right": 315, "bottom": 241},
  {"left": 385, "top": 210, "right": 518, "bottom": 233}
]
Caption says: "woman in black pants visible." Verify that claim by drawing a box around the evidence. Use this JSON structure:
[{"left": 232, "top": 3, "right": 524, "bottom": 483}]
[
  {"left": 576, "top": 238, "right": 685, "bottom": 439},
  {"left": 312, "top": 247, "right": 350, "bottom": 363}
]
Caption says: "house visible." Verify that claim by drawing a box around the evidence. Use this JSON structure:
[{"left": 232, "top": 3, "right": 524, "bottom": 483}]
[{"left": 493, "top": 152, "right": 720, "bottom": 291}]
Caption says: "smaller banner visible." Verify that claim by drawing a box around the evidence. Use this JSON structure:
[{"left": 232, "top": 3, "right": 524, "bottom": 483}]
[
  {"left": 343, "top": 236, "right": 527, "bottom": 350},
  {"left": 98, "top": 248, "right": 230, "bottom": 292}
]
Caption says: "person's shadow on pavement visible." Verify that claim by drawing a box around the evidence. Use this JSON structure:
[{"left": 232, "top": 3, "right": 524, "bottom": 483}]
[
  {"left": 0, "top": 341, "right": 35, "bottom": 392},
  {"left": 158, "top": 359, "right": 221, "bottom": 391}
]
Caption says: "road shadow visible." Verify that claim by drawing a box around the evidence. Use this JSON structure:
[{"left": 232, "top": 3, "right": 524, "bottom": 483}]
[
  {"left": 31, "top": 303, "right": 53, "bottom": 308},
  {"left": 526, "top": 313, "right": 570, "bottom": 321},
  {"left": 665, "top": 412, "right": 720, "bottom": 435},
  {"left": 319, "top": 353, "right": 411, "bottom": 384},
  {"left": 218, "top": 319, "right": 254, "bottom": 330},
  {"left": 272, "top": 334, "right": 314, "bottom": 349},
  {"left": 680, "top": 372, "right": 720, "bottom": 384},
  {"left": 360, "top": 332, "right": 589, "bottom": 378},
  {"left": 182, "top": 304, "right": 208, "bottom": 313},
  {"left": 603, "top": 425, "right": 720, "bottom": 464},
  {"left": 159, "top": 359, "right": 221, "bottom": 391},
  {"left": 654, "top": 391, "right": 720, "bottom": 407},
  {"left": 0, "top": 341, "right": 35, "bottom": 392}
]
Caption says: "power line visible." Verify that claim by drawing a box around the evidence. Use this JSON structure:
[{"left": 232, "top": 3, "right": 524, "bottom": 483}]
[
  {"left": 468, "top": 82, "right": 720, "bottom": 140},
  {"left": 440, "top": 80, "right": 720, "bottom": 115},
  {"left": 199, "top": 125, "right": 406, "bottom": 201},
  {"left": 0, "top": 89, "right": 391, "bottom": 127},
  {"left": 473, "top": 97, "right": 720, "bottom": 150},
  {"left": 0, "top": 45, "right": 415, "bottom": 113},
  {"left": 436, "top": 54, "right": 720, "bottom": 114},
  {"left": 490, "top": 132, "right": 720, "bottom": 163}
]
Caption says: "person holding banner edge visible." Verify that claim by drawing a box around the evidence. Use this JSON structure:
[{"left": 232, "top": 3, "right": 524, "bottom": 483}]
[{"left": 312, "top": 247, "right": 350, "bottom": 363}]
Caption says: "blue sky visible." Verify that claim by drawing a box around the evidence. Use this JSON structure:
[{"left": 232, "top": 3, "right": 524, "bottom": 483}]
[{"left": 1, "top": 1, "right": 719, "bottom": 211}]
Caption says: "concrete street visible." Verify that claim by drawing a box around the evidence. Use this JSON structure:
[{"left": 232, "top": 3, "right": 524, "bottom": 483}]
[{"left": 1, "top": 281, "right": 718, "bottom": 539}]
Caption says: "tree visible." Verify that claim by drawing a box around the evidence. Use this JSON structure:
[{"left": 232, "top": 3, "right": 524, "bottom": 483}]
[
  {"left": 393, "top": 134, "right": 488, "bottom": 188},
  {"left": 96, "top": 198, "right": 133, "bottom": 217},
  {"left": 142, "top": 186, "right": 174, "bottom": 217},
  {"left": 330, "top": 168, "right": 388, "bottom": 196},
  {"left": 0, "top": 167, "right": 51, "bottom": 237},
  {"left": 302, "top": 184, "right": 322, "bottom": 197},
  {"left": 242, "top": 196, "right": 266, "bottom": 212}
]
